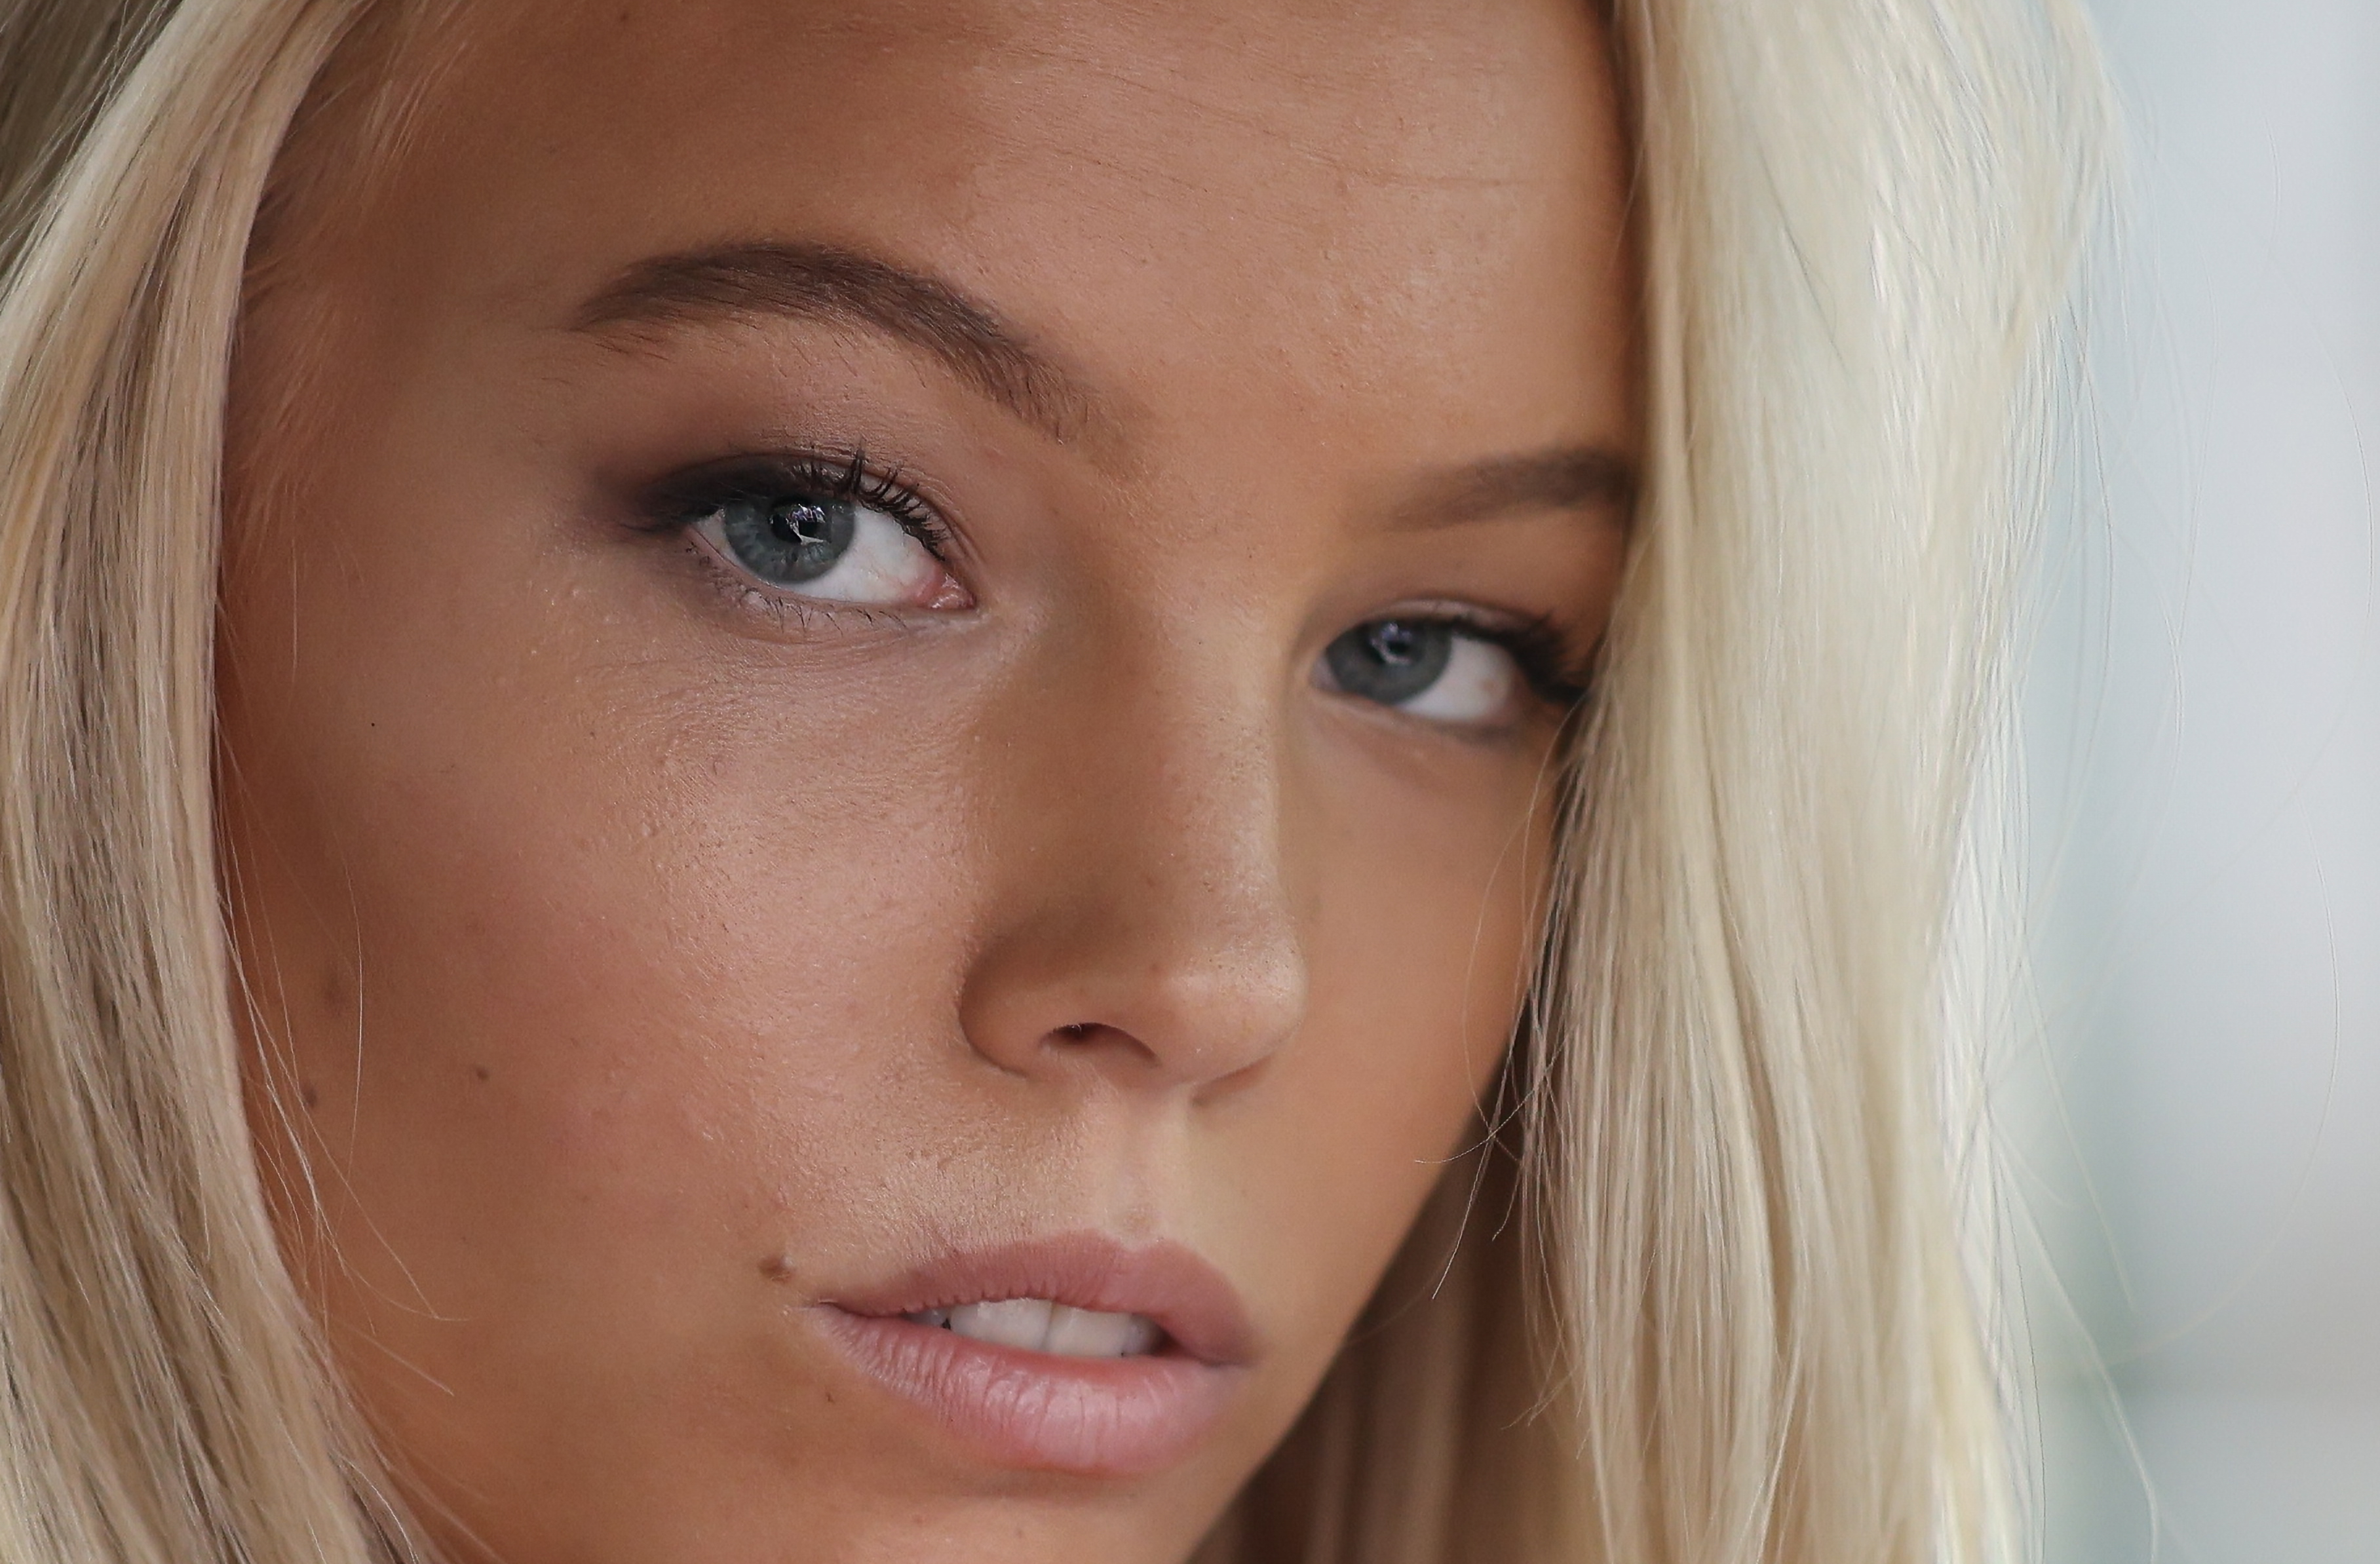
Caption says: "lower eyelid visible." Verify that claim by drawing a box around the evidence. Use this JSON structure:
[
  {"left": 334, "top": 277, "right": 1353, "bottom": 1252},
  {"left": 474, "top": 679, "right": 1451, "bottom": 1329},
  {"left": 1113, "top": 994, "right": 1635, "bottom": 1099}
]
[
  {"left": 684, "top": 528, "right": 960, "bottom": 632},
  {"left": 678, "top": 533, "right": 840, "bottom": 626}
]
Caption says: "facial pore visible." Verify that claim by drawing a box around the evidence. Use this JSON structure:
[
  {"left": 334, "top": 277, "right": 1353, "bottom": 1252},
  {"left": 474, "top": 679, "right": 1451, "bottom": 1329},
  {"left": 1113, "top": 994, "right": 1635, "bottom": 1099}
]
[{"left": 218, "top": 1, "right": 1636, "bottom": 1559}]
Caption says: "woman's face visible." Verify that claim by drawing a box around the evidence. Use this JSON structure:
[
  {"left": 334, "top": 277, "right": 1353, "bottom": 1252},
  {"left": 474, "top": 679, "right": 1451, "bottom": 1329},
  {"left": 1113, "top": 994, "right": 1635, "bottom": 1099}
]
[{"left": 219, "top": 1, "right": 1634, "bottom": 1559}]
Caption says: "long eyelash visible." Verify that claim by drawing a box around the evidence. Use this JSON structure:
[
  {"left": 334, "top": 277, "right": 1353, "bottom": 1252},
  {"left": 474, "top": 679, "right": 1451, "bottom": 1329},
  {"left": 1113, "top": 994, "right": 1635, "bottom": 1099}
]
[
  {"left": 1442, "top": 611, "right": 1596, "bottom": 710},
  {"left": 823, "top": 449, "right": 955, "bottom": 557},
  {"left": 650, "top": 446, "right": 955, "bottom": 558}
]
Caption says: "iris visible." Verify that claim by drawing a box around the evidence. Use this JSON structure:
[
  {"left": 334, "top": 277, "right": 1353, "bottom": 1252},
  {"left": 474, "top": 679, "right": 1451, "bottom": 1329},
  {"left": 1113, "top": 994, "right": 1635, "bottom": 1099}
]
[
  {"left": 1324, "top": 619, "right": 1455, "bottom": 706},
  {"left": 718, "top": 495, "right": 858, "bottom": 586}
]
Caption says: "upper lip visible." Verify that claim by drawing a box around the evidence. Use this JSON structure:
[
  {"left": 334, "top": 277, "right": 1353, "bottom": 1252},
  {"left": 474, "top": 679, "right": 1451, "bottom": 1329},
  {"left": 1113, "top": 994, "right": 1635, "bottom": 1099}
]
[{"left": 818, "top": 1231, "right": 1257, "bottom": 1367}]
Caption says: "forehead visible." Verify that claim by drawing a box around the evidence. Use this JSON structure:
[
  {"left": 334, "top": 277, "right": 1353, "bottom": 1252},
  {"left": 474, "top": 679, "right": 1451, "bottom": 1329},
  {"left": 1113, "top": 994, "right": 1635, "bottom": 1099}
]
[{"left": 308, "top": 0, "right": 1631, "bottom": 452}]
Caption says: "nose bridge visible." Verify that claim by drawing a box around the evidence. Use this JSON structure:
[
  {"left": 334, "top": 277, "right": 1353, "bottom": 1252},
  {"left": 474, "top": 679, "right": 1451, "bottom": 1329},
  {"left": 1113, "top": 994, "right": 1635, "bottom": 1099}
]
[{"left": 958, "top": 615, "right": 1308, "bottom": 1094}]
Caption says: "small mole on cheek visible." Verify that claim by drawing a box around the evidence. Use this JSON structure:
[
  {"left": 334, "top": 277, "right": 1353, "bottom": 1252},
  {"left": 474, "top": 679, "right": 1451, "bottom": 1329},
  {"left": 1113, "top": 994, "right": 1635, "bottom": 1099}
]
[
  {"left": 759, "top": 1253, "right": 796, "bottom": 1283},
  {"left": 472, "top": 1065, "right": 491, "bottom": 1082},
  {"left": 298, "top": 1080, "right": 319, "bottom": 1110}
]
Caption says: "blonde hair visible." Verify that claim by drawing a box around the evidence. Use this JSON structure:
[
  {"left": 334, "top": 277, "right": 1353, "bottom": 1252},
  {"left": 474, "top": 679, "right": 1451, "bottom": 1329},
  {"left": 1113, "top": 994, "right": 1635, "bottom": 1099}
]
[{"left": 0, "top": 1, "right": 2105, "bottom": 1561}]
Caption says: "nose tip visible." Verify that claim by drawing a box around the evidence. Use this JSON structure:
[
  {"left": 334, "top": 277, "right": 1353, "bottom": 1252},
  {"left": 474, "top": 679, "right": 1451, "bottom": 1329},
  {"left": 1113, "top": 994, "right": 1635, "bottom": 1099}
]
[
  {"left": 957, "top": 624, "right": 1311, "bottom": 1101},
  {"left": 958, "top": 904, "right": 1308, "bottom": 1096}
]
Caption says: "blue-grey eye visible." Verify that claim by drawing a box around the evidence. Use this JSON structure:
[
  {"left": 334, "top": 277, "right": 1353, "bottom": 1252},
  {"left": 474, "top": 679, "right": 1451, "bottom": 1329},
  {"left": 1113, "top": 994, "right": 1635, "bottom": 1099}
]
[
  {"left": 691, "top": 489, "right": 946, "bottom": 605},
  {"left": 719, "top": 495, "right": 855, "bottom": 586},
  {"left": 1326, "top": 620, "right": 1452, "bottom": 704},
  {"left": 1318, "top": 618, "right": 1522, "bottom": 727}
]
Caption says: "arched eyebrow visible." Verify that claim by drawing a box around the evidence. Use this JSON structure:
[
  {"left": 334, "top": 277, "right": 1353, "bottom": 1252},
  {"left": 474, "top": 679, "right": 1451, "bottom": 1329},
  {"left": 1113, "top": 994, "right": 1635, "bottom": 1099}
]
[
  {"left": 573, "top": 239, "right": 1636, "bottom": 527},
  {"left": 1394, "top": 445, "right": 1637, "bottom": 530},
  {"left": 571, "top": 240, "right": 1104, "bottom": 446}
]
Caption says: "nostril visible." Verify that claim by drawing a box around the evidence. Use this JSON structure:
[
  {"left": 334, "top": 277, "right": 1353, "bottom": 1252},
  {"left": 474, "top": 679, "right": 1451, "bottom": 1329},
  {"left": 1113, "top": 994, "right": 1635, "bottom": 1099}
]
[{"left": 1042, "top": 1021, "right": 1164, "bottom": 1071}]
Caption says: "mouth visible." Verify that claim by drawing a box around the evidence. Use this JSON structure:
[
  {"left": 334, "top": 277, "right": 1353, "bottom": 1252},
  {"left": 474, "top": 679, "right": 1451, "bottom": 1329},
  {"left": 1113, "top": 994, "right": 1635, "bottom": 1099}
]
[
  {"left": 809, "top": 1232, "right": 1253, "bottom": 1478},
  {"left": 902, "top": 1298, "right": 1166, "bottom": 1358}
]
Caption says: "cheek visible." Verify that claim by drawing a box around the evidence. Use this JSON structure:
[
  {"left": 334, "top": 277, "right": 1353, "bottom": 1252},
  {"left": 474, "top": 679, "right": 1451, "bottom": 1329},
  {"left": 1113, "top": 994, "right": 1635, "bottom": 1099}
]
[
  {"left": 216, "top": 505, "right": 994, "bottom": 1363},
  {"left": 1309, "top": 785, "right": 1541, "bottom": 1133},
  {"left": 1200, "top": 750, "right": 1548, "bottom": 1358}
]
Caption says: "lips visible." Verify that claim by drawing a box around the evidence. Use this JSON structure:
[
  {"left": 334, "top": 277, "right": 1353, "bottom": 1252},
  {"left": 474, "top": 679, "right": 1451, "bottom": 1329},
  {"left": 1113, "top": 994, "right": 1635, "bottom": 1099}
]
[
  {"left": 905, "top": 1297, "right": 1164, "bottom": 1358},
  {"left": 810, "top": 1232, "right": 1254, "bottom": 1477}
]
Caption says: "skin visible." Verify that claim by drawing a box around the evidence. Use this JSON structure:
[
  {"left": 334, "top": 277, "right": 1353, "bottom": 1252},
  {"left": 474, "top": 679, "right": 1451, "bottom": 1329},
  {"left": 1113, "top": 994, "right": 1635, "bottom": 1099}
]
[{"left": 217, "top": 1, "right": 1637, "bottom": 1561}]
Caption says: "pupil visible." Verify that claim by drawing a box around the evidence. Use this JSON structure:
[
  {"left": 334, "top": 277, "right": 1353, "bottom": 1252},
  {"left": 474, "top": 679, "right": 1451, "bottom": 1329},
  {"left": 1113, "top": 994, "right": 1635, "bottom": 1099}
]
[
  {"left": 771, "top": 501, "right": 832, "bottom": 548},
  {"left": 1324, "top": 618, "right": 1453, "bottom": 707},
  {"left": 1368, "top": 622, "right": 1427, "bottom": 666},
  {"left": 716, "top": 491, "right": 856, "bottom": 586}
]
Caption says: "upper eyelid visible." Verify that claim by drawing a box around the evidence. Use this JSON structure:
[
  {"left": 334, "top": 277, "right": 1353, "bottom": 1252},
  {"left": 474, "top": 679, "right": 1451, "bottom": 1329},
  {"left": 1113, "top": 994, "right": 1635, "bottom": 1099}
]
[
  {"left": 1394, "top": 611, "right": 1592, "bottom": 706},
  {"left": 648, "top": 451, "right": 955, "bottom": 548},
  {"left": 1367, "top": 602, "right": 1583, "bottom": 670}
]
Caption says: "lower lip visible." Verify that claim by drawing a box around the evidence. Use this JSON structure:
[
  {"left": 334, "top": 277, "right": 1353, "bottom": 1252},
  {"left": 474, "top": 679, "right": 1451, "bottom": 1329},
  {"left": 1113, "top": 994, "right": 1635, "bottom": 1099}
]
[{"left": 813, "top": 1308, "right": 1241, "bottom": 1477}]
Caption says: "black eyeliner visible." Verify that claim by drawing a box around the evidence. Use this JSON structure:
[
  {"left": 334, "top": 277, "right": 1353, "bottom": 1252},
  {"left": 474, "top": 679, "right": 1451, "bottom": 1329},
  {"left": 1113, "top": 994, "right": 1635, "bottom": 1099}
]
[
  {"left": 640, "top": 447, "right": 955, "bottom": 558},
  {"left": 1422, "top": 608, "right": 1595, "bottom": 712}
]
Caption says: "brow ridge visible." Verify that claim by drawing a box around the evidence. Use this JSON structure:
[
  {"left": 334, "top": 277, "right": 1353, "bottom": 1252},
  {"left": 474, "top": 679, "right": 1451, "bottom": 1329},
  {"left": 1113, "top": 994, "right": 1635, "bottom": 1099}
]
[
  {"left": 572, "top": 240, "right": 1097, "bottom": 444},
  {"left": 1404, "top": 445, "right": 1638, "bottom": 529}
]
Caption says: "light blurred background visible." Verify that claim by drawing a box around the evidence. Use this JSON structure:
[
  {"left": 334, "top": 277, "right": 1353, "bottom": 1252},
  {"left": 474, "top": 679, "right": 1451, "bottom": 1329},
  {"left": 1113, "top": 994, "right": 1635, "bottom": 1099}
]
[{"left": 2022, "top": 0, "right": 2380, "bottom": 1559}]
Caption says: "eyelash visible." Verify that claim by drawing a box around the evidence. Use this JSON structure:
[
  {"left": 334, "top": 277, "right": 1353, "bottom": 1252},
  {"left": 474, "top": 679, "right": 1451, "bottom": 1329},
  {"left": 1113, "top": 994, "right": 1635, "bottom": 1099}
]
[
  {"left": 646, "top": 447, "right": 956, "bottom": 557},
  {"left": 638, "top": 449, "right": 1594, "bottom": 707},
  {"left": 1430, "top": 609, "right": 1594, "bottom": 712}
]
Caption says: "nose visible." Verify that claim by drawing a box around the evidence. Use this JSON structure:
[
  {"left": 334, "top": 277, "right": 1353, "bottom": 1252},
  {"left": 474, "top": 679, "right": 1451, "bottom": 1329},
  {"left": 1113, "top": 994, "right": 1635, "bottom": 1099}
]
[{"left": 955, "top": 635, "right": 1309, "bottom": 1099}]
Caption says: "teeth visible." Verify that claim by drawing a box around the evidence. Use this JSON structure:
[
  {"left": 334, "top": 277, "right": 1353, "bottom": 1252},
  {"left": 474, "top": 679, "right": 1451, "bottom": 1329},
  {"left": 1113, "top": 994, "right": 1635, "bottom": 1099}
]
[
  {"left": 904, "top": 1297, "right": 1163, "bottom": 1358},
  {"left": 948, "top": 1297, "right": 1052, "bottom": 1351},
  {"left": 1045, "top": 1303, "right": 1162, "bottom": 1357}
]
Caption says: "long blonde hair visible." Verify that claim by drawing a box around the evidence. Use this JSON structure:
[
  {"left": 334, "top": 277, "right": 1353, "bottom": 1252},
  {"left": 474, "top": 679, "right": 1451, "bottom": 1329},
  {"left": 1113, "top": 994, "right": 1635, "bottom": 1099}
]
[{"left": 0, "top": 1, "right": 2105, "bottom": 1560}]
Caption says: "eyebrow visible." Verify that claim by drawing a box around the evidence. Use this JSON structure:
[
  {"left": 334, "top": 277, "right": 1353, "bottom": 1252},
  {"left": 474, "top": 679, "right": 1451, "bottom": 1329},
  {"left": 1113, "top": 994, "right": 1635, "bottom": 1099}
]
[
  {"left": 1396, "top": 445, "right": 1637, "bottom": 530},
  {"left": 573, "top": 239, "right": 1637, "bottom": 527},
  {"left": 571, "top": 240, "right": 1101, "bottom": 446}
]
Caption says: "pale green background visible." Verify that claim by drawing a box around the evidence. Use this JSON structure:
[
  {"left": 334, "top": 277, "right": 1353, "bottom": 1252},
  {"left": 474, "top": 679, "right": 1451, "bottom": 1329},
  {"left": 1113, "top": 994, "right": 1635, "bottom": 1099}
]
[{"left": 2025, "top": 1, "right": 2380, "bottom": 1558}]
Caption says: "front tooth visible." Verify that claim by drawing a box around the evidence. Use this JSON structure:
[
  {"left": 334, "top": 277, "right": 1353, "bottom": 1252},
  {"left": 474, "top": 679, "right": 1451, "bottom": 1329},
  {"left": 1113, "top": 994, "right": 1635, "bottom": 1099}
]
[
  {"left": 948, "top": 1297, "right": 1054, "bottom": 1351},
  {"left": 1043, "top": 1304, "right": 1136, "bottom": 1358}
]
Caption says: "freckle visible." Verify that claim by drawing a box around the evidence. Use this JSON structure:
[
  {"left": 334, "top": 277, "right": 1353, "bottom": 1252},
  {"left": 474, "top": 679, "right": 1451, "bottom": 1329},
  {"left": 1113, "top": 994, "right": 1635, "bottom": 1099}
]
[
  {"left": 472, "top": 1065, "right": 491, "bottom": 1082},
  {"left": 298, "top": 1081, "right": 319, "bottom": 1110},
  {"left": 759, "top": 1253, "right": 795, "bottom": 1282}
]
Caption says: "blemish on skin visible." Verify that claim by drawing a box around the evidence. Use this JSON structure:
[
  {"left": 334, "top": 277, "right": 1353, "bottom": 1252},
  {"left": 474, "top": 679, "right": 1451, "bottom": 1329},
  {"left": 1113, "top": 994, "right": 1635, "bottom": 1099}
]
[
  {"left": 298, "top": 1080, "right": 320, "bottom": 1110},
  {"left": 472, "top": 1065, "right": 491, "bottom": 1082},
  {"left": 759, "top": 1253, "right": 796, "bottom": 1282}
]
